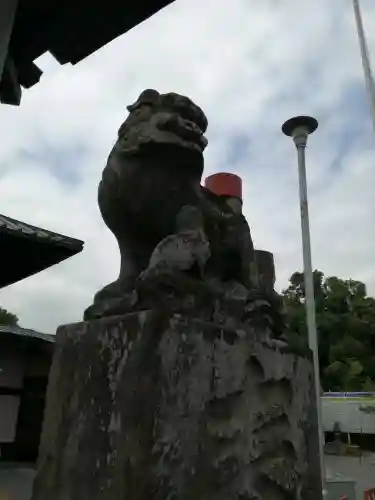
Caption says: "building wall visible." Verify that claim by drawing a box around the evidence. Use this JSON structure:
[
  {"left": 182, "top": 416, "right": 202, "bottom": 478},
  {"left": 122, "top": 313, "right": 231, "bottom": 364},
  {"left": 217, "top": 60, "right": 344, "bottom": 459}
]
[
  {"left": 322, "top": 397, "right": 375, "bottom": 434},
  {"left": 26, "top": 348, "right": 52, "bottom": 378},
  {"left": 0, "top": 395, "right": 20, "bottom": 443},
  {"left": 0, "top": 340, "right": 25, "bottom": 445},
  {"left": 0, "top": 342, "right": 25, "bottom": 388},
  {"left": 0, "top": 336, "right": 53, "bottom": 461}
]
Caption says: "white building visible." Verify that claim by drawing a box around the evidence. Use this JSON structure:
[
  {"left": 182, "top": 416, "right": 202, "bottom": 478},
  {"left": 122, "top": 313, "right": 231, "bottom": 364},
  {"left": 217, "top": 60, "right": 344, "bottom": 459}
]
[{"left": 322, "top": 393, "right": 375, "bottom": 435}]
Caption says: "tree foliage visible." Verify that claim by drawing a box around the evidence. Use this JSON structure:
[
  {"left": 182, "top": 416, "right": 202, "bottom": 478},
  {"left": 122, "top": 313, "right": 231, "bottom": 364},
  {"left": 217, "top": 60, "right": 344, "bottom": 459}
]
[
  {"left": 282, "top": 271, "right": 375, "bottom": 392},
  {"left": 0, "top": 306, "right": 19, "bottom": 326}
]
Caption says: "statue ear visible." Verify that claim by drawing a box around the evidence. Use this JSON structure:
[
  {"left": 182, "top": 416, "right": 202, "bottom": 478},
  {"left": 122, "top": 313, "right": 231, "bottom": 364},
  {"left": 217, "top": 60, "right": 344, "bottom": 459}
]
[
  {"left": 126, "top": 89, "right": 160, "bottom": 113},
  {"left": 126, "top": 102, "right": 139, "bottom": 113}
]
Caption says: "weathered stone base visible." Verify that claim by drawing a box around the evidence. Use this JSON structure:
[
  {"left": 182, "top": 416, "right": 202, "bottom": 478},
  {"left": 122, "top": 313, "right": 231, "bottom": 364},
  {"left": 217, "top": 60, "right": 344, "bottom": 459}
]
[{"left": 32, "top": 311, "right": 321, "bottom": 500}]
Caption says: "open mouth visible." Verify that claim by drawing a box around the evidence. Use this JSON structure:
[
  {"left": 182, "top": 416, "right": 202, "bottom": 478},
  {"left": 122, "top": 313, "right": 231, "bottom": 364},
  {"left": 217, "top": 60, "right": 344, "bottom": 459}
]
[{"left": 157, "top": 114, "right": 208, "bottom": 150}]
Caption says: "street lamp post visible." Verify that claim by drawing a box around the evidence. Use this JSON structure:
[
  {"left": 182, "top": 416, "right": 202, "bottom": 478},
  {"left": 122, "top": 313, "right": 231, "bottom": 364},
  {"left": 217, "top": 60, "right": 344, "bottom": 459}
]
[
  {"left": 282, "top": 116, "right": 325, "bottom": 496},
  {"left": 352, "top": 0, "right": 375, "bottom": 135}
]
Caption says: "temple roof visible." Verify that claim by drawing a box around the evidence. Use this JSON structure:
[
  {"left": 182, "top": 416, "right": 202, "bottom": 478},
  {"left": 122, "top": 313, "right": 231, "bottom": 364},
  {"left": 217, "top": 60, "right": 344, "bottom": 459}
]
[
  {"left": 0, "top": 213, "right": 84, "bottom": 288},
  {"left": 0, "top": 324, "right": 55, "bottom": 343},
  {"left": 1, "top": 0, "right": 174, "bottom": 105}
]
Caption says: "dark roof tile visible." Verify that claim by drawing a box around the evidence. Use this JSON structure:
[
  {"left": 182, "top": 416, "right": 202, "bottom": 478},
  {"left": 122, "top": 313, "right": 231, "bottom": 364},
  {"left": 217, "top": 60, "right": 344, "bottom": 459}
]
[
  {"left": 0, "top": 324, "right": 55, "bottom": 343},
  {"left": 0, "top": 213, "right": 84, "bottom": 251}
]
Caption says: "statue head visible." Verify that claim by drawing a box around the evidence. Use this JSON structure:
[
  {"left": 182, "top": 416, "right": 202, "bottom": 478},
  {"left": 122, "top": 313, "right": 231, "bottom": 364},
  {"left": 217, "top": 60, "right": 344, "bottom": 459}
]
[{"left": 115, "top": 89, "right": 208, "bottom": 163}]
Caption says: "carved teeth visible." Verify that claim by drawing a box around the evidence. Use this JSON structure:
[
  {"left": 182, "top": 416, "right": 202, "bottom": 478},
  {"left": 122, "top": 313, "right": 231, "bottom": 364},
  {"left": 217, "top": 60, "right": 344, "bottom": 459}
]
[{"left": 158, "top": 113, "right": 207, "bottom": 149}]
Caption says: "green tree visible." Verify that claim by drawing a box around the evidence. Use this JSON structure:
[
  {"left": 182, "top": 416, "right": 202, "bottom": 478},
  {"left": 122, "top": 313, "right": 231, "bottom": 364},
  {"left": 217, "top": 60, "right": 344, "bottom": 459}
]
[
  {"left": 0, "top": 306, "right": 19, "bottom": 326},
  {"left": 282, "top": 271, "right": 375, "bottom": 392}
]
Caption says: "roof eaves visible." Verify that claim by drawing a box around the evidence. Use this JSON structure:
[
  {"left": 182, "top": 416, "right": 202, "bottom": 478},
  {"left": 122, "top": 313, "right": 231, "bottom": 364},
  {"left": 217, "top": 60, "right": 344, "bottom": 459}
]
[
  {"left": 0, "top": 213, "right": 84, "bottom": 251},
  {"left": 0, "top": 324, "right": 55, "bottom": 343}
]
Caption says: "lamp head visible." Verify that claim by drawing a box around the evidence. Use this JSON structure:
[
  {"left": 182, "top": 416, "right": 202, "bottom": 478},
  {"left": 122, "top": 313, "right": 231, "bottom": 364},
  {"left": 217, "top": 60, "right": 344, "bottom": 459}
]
[{"left": 282, "top": 116, "right": 318, "bottom": 137}]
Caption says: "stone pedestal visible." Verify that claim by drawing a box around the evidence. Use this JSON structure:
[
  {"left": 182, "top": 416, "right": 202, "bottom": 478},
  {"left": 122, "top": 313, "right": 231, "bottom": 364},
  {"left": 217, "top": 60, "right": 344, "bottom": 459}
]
[{"left": 32, "top": 311, "right": 322, "bottom": 500}]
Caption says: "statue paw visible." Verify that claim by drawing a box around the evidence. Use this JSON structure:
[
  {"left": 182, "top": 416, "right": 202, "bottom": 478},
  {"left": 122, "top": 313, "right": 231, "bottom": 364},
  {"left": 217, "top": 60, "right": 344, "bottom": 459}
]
[{"left": 83, "top": 290, "right": 138, "bottom": 320}]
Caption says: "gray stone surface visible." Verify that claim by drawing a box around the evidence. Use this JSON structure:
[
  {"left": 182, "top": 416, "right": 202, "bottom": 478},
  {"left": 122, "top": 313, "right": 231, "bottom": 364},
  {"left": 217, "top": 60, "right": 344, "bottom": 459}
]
[
  {"left": 254, "top": 250, "right": 275, "bottom": 293},
  {"left": 325, "top": 453, "right": 375, "bottom": 499},
  {"left": 32, "top": 311, "right": 321, "bottom": 500}
]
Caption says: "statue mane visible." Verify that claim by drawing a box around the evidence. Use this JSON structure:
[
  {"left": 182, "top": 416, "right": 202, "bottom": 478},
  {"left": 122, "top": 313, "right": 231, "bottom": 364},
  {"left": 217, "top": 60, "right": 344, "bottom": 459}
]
[{"left": 115, "top": 89, "right": 208, "bottom": 157}]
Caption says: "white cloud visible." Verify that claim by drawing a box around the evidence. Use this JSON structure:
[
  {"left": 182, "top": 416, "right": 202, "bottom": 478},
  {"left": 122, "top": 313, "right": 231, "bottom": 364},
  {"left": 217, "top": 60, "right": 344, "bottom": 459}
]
[{"left": 1, "top": 0, "right": 375, "bottom": 332}]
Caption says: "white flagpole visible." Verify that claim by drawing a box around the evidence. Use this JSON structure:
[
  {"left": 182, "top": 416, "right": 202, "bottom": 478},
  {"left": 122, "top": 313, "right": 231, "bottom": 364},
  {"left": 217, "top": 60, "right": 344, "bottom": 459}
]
[{"left": 352, "top": 0, "right": 375, "bottom": 133}]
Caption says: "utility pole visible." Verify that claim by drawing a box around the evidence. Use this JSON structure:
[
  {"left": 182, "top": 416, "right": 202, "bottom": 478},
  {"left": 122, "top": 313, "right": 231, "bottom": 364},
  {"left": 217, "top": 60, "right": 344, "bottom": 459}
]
[{"left": 352, "top": 0, "right": 375, "bottom": 134}]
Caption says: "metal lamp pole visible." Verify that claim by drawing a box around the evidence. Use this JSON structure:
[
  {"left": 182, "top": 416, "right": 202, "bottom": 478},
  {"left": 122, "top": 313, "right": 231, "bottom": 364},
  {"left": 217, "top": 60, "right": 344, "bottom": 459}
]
[
  {"left": 352, "top": 0, "right": 375, "bottom": 134},
  {"left": 282, "top": 116, "right": 325, "bottom": 495}
]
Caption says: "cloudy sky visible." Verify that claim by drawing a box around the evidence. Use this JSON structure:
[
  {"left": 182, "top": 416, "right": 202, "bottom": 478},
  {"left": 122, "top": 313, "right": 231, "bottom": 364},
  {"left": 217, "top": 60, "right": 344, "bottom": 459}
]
[{"left": 1, "top": 0, "right": 375, "bottom": 333}]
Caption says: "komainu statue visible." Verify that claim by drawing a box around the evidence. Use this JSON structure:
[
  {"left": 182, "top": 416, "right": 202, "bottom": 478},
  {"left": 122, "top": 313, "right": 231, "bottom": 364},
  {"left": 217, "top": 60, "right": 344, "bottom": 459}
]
[
  {"left": 84, "top": 89, "right": 265, "bottom": 327},
  {"left": 32, "top": 90, "right": 322, "bottom": 500}
]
